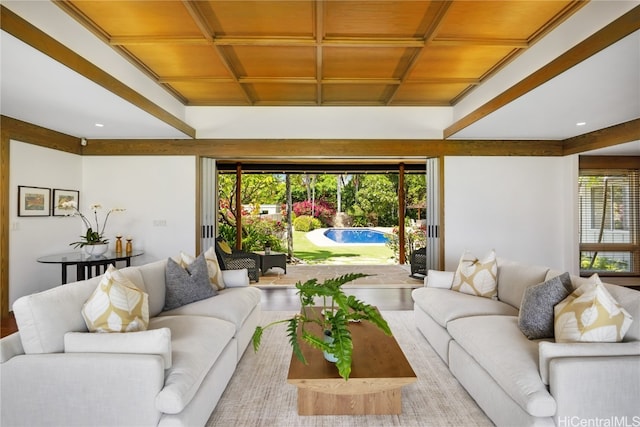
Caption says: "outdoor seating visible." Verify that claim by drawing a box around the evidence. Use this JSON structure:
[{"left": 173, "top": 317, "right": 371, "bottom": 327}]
[
  {"left": 410, "top": 247, "right": 427, "bottom": 278},
  {"left": 214, "top": 237, "right": 260, "bottom": 282}
]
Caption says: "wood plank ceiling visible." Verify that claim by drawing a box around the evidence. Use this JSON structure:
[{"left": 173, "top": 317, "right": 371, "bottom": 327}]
[{"left": 57, "top": 0, "right": 584, "bottom": 107}]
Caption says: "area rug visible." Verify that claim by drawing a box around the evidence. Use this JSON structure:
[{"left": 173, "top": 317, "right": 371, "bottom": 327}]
[{"left": 206, "top": 310, "right": 492, "bottom": 426}]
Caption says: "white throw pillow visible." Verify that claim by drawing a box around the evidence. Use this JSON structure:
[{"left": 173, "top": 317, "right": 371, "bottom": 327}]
[
  {"left": 554, "top": 274, "right": 633, "bottom": 343},
  {"left": 64, "top": 327, "right": 172, "bottom": 368},
  {"left": 451, "top": 250, "right": 498, "bottom": 299},
  {"left": 221, "top": 269, "right": 250, "bottom": 288},
  {"left": 425, "top": 270, "right": 455, "bottom": 289},
  {"left": 82, "top": 265, "right": 149, "bottom": 332}
]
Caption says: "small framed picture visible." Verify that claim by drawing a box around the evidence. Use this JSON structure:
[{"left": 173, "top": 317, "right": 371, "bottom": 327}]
[
  {"left": 18, "top": 186, "right": 51, "bottom": 217},
  {"left": 52, "top": 189, "right": 80, "bottom": 216}
]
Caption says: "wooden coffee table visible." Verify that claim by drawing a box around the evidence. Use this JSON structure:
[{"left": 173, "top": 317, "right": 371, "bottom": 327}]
[{"left": 287, "top": 308, "right": 416, "bottom": 415}]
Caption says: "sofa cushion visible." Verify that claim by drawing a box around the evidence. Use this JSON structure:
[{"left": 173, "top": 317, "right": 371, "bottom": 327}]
[
  {"left": 425, "top": 270, "right": 454, "bottom": 289},
  {"left": 13, "top": 276, "right": 102, "bottom": 354},
  {"left": 497, "top": 258, "right": 550, "bottom": 309},
  {"left": 135, "top": 259, "right": 168, "bottom": 318},
  {"left": 160, "top": 287, "right": 261, "bottom": 332},
  {"left": 538, "top": 341, "right": 640, "bottom": 385},
  {"left": 452, "top": 250, "right": 498, "bottom": 299},
  {"left": 447, "top": 315, "right": 556, "bottom": 417},
  {"left": 64, "top": 327, "right": 172, "bottom": 368},
  {"left": 152, "top": 315, "right": 235, "bottom": 414},
  {"left": 164, "top": 255, "right": 217, "bottom": 311},
  {"left": 555, "top": 275, "right": 633, "bottom": 343},
  {"left": 411, "top": 287, "right": 518, "bottom": 328},
  {"left": 602, "top": 283, "right": 640, "bottom": 341},
  {"left": 221, "top": 269, "right": 250, "bottom": 288},
  {"left": 518, "top": 272, "right": 573, "bottom": 340},
  {"left": 82, "top": 265, "right": 150, "bottom": 333}
]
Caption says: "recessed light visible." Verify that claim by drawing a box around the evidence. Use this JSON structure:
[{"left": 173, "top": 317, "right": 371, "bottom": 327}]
[
  {"left": 95, "top": 123, "right": 104, "bottom": 127},
  {"left": 576, "top": 122, "right": 586, "bottom": 126}
]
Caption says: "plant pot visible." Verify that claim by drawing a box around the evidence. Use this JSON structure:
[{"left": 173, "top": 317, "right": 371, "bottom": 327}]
[
  {"left": 84, "top": 243, "right": 109, "bottom": 256},
  {"left": 323, "top": 330, "right": 338, "bottom": 363}
]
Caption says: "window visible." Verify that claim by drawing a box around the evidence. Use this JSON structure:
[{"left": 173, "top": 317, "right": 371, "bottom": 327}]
[{"left": 579, "top": 157, "right": 639, "bottom": 277}]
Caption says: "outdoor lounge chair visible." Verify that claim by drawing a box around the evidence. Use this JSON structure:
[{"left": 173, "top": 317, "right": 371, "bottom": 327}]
[
  {"left": 214, "top": 237, "right": 260, "bottom": 282},
  {"left": 410, "top": 247, "right": 427, "bottom": 278}
]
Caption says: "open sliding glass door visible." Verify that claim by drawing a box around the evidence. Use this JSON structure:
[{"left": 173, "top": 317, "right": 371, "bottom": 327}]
[
  {"left": 200, "top": 157, "right": 218, "bottom": 252},
  {"left": 425, "top": 157, "right": 441, "bottom": 271}
]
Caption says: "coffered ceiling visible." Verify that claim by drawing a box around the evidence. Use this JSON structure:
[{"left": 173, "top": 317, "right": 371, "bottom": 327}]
[
  {"left": 1, "top": 0, "right": 639, "bottom": 148},
  {"left": 57, "top": 0, "right": 584, "bottom": 107}
]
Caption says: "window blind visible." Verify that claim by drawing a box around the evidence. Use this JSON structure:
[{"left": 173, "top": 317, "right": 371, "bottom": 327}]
[{"left": 578, "top": 167, "right": 639, "bottom": 276}]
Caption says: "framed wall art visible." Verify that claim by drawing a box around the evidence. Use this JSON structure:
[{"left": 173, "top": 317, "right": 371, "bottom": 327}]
[
  {"left": 52, "top": 189, "right": 79, "bottom": 216},
  {"left": 18, "top": 186, "right": 51, "bottom": 217}
]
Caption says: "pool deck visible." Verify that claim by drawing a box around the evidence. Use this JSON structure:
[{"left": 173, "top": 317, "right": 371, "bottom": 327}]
[
  {"left": 254, "top": 227, "right": 422, "bottom": 288},
  {"left": 306, "top": 227, "right": 394, "bottom": 246},
  {"left": 253, "top": 263, "right": 424, "bottom": 287}
]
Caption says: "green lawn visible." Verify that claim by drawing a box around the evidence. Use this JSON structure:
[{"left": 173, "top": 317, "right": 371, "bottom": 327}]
[{"left": 292, "top": 230, "right": 395, "bottom": 265}]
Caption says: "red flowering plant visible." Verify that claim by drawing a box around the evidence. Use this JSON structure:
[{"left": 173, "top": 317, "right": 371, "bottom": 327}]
[{"left": 292, "top": 199, "right": 336, "bottom": 227}]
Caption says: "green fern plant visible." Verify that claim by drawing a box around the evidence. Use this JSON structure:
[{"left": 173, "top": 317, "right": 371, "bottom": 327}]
[{"left": 251, "top": 273, "right": 392, "bottom": 380}]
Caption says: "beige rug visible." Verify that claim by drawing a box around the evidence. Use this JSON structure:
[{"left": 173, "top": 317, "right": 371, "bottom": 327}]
[{"left": 206, "top": 310, "right": 492, "bottom": 426}]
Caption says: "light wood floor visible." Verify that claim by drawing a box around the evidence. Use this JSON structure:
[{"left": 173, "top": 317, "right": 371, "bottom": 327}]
[
  {"left": 259, "top": 286, "right": 415, "bottom": 311},
  {"left": 255, "top": 263, "right": 421, "bottom": 311}
]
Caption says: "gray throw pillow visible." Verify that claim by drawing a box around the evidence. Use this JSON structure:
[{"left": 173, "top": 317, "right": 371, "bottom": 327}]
[
  {"left": 164, "top": 254, "right": 217, "bottom": 311},
  {"left": 518, "top": 272, "right": 573, "bottom": 340}
]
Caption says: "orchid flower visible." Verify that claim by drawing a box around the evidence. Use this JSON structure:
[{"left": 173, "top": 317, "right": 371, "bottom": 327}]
[{"left": 59, "top": 201, "right": 126, "bottom": 248}]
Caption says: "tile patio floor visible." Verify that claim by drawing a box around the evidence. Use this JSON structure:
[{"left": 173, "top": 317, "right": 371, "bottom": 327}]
[{"left": 253, "top": 263, "right": 425, "bottom": 288}]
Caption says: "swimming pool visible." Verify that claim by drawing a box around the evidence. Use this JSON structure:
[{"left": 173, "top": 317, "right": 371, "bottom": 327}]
[{"left": 323, "top": 228, "right": 390, "bottom": 244}]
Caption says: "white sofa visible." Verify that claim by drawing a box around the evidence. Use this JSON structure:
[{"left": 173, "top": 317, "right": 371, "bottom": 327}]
[
  {"left": 0, "top": 259, "right": 262, "bottom": 427},
  {"left": 412, "top": 258, "right": 640, "bottom": 427}
]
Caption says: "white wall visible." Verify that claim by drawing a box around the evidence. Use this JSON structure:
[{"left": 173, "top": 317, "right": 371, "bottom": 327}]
[
  {"left": 188, "top": 106, "right": 452, "bottom": 139},
  {"left": 9, "top": 144, "right": 196, "bottom": 306},
  {"left": 444, "top": 155, "right": 578, "bottom": 273},
  {"left": 9, "top": 140, "right": 583, "bottom": 306},
  {"left": 82, "top": 156, "right": 196, "bottom": 264},
  {"left": 9, "top": 141, "right": 82, "bottom": 305}
]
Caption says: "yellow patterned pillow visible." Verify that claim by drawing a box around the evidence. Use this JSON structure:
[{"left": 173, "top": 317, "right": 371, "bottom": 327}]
[
  {"left": 451, "top": 250, "right": 497, "bottom": 299},
  {"left": 554, "top": 274, "right": 633, "bottom": 343},
  {"left": 178, "top": 248, "right": 225, "bottom": 290},
  {"left": 218, "top": 240, "right": 232, "bottom": 254},
  {"left": 82, "top": 265, "right": 149, "bottom": 332}
]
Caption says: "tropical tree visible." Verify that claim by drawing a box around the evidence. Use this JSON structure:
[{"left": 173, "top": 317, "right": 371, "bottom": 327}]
[
  {"left": 218, "top": 174, "right": 286, "bottom": 228},
  {"left": 346, "top": 175, "right": 398, "bottom": 226}
]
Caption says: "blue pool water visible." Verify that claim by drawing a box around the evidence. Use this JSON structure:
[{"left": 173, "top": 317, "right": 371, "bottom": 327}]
[{"left": 324, "top": 228, "right": 390, "bottom": 244}]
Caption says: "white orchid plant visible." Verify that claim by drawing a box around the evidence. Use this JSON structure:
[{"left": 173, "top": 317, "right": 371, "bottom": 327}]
[{"left": 59, "top": 201, "right": 125, "bottom": 248}]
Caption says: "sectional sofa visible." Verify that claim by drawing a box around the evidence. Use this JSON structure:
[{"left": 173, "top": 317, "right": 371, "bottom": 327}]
[
  {"left": 0, "top": 257, "right": 262, "bottom": 427},
  {"left": 412, "top": 257, "right": 640, "bottom": 426}
]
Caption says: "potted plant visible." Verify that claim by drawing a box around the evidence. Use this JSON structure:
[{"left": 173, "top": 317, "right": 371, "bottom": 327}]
[
  {"left": 59, "top": 201, "right": 125, "bottom": 255},
  {"left": 251, "top": 273, "right": 392, "bottom": 380}
]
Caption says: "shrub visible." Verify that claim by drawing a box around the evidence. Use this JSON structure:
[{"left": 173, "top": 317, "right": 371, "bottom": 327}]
[
  {"left": 218, "top": 218, "right": 286, "bottom": 252},
  {"left": 292, "top": 200, "right": 336, "bottom": 227},
  {"left": 386, "top": 222, "right": 427, "bottom": 262},
  {"left": 242, "top": 218, "right": 286, "bottom": 251},
  {"left": 293, "top": 215, "right": 322, "bottom": 232}
]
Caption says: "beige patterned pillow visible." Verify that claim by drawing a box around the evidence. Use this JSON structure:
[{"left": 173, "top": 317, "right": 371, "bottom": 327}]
[
  {"left": 451, "top": 250, "right": 497, "bottom": 299},
  {"left": 178, "top": 247, "right": 225, "bottom": 290},
  {"left": 82, "top": 265, "right": 149, "bottom": 332},
  {"left": 554, "top": 274, "right": 633, "bottom": 343}
]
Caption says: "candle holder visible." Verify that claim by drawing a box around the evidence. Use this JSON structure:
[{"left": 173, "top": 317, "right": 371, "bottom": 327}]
[
  {"left": 115, "top": 235, "right": 123, "bottom": 253},
  {"left": 125, "top": 237, "right": 133, "bottom": 255}
]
